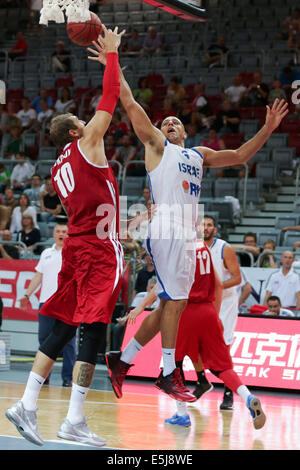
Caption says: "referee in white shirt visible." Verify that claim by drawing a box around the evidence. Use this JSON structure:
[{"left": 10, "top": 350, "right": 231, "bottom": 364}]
[
  {"left": 20, "top": 224, "right": 76, "bottom": 387},
  {"left": 263, "top": 250, "right": 300, "bottom": 309}
]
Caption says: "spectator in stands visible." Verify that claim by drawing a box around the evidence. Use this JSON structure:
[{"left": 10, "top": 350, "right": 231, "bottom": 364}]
[
  {"left": 51, "top": 40, "right": 70, "bottom": 73},
  {"left": 201, "top": 128, "right": 226, "bottom": 151},
  {"left": 117, "top": 134, "right": 137, "bottom": 167},
  {"left": 133, "top": 77, "right": 153, "bottom": 111},
  {"left": 184, "top": 123, "right": 202, "bottom": 148},
  {"left": 1, "top": 102, "right": 21, "bottom": 135},
  {"left": 0, "top": 229, "right": 19, "bottom": 259},
  {"left": 268, "top": 79, "right": 287, "bottom": 106},
  {"left": 131, "top": 252, "right": 156, "bottom": 300},
  {"left": 277, "top": 8, "right": 300, "bottom": 41},
  {"left": 138, "top": 187, "right": 151, "bottom": 206},
  {"left": 108, "top": 111, "right": 130, "bottom": 142},
  {"left": 104, "top": 134, "right": 120, "bottom": 163},
  {"left": 26, "top": 0, "right": 43, "bottom": 35},
  {"left": 122, "top": 29, "right": 142, "bottom": 54},
  {"left": 177, "top": 98, "right": 193, "bottom": 126},
  {"left": 10, "top": 193, "right": 38, "bottom": 234},
  {"left": 191, "top": 83, "right": 210, "bottom": 122},
  {"left": 36, "top": 99, "right": 54, "bottom": 131},
  {"left": 279, "top": 66, "right": 300, "bottom": 92},
  {"left": 263, "top": 295, "right": 295, "bottom": 317},
  {"left": 0, "top": 163, "right": 11, "bottom": 193},
  {"left": 17, "top": 213, "right": 41, "bottom": 253},
  {"left": 88, "top": 86, "right": 103, "bottom": 115},
  {"left": 259, "top": 239, "right": 278, "bottom": 268},
  {"left": 40, "top": 176, "right": 63, "bottom": 222},
  {"left": 142, "top": 26, "right": 163, "bottom": 56},
  {"left": 239, "top": 72, "right": 269, "bottom": 107},
  {"left": 31, "top": 89, "right": 54, "bottom": 114},
  {"left": 210, "top": 99, "right": 241, "bottom": 134},
  {"left": 202, "top": 36, "right": 229, "bottom": 68},
  {"left": 24, "top": 174, "right": 42, "bottom": 210},
  {"left": 8, "top": 31, "right": 28, "bottom": 59},
  {"left": 288, "top": 24, "right": 300, "bottom": 53},
  {"left": 54, "top": 87, "right": 76, "bottom": 115},
  {"left": 16, "top": 97, "right": 37, "bottom": 131},
  {"left": 232, "top": 232, "right": 261, "bottom": 267},
  {"left": 224, "top": 75, "right": 247, "bottom": 107},
  {"left": 10, "top": 152, "right": 35, "bottom": 192},
  {"left": 152, "top": 97, "right": 177, "bottom": 127},
  {"left": 0, "top": 104, "right": 8, "bottom": 131},
  {"left": 3, "top": 125, "right": 23, "bottom": 158},
  {"left": 131, "top": 276, "right": 159, "bottom": 309},
  {"left": 166, "top": 76, "right": 186, "bottom": 107},
  {"left": 3, "top": 187, "right": 18, "bottom": 213},
  {"left": 263, "top": 251, "right": 300, "bottom": 309}
]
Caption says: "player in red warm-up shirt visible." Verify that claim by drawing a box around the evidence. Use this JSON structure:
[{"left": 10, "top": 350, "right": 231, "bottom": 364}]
[
  {"left": 128, "top": 240, "right": 266, "bottom": 430},
  {"left": 6, "top": 26, "right": 125, "bottom": 448}
]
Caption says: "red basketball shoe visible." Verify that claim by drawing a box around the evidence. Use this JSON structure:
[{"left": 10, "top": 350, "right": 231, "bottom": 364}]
[
  {"left": 105, "top": 351, "right": 133, "bottom": 399},
  {"left": 155, "top": 368, "right": 197, "bottom": 402}
]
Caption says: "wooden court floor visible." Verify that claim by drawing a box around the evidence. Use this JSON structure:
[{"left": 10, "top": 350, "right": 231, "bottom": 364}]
[{"left": 0, "top": 380, "right": 299, "bottom": 451}]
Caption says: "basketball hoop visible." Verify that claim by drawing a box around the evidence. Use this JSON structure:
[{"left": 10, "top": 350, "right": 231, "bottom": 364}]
[{"left": 39, "top": 0, "right": 91, "bottom": 26}]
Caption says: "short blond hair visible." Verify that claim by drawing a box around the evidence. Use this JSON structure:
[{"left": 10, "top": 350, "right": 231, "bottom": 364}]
[{"left": 50, "top": 113, "right": 78, "bottom": 148}]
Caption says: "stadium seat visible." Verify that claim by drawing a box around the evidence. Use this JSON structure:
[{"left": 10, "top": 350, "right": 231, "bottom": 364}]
[
  {"left": 221, "top": 133, "right": 245, "bottom": 149},
  {"left": 35, "top": 161, "right": 55, "bottom": 178},
  {"left": 251, "top": 148, "right": 271, "bottom": 163},
  {"left": 122, "top": 176, "right": 145, "bottom": 197},
  {"left": 214, "top": 178, "right": 238, "bottom": 198},
  {"left": 275, "top": 215, "right": 300, "bottom": 230},
  {"left": 289, "top": 134, "right": 300, "bottom": 156},
  {"left": 265, "top": 133, "right": 289, "bottom": 148},
  {"left": 209, "top": 200, "right": 240, "bottom": 227},
  {"left": 38, "top": 147, "right": 57, "bottom": 161},
  {"left": 255, "top": 162, "right": 279, "bottom": 185},
  {"left": 200, "top": 179, "right": 214, "bottom": 198},
  {"left": 280, "top": 119, "right": 300, "bottom": 134},
  {"left": 282, "top": 231, "right": 300, "bottom": 247},
  {"left": 238, "top": 178, "right": 263, "bottom": 203},
  {"left": 257, "top": 230, "right": 281, "bottom": 246},
  {"left": 271, "top": 147, "right": 296, "bottom": 171}
]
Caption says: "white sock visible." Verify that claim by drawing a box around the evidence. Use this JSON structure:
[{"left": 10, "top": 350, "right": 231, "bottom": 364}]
[
  {"left": 237, "top": 385, "right": 252, "bottom": 404},
  {"left": 66, "top": 383, "right": 89, "bottom": 425},
  {"left": 121, "top": 337, "right": 143, "bottom": 364},
  {"left": 162, "top": 348, "right": 176, "bottom": 376},
  {"left": 176, "top": 400, "right": 187, "bottom": 416},
  {"left": 21, "top": 371, "right": 45, "bottom": 411}
]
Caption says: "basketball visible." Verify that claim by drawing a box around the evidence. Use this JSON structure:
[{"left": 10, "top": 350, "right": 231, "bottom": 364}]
[{"left": 67, "top": 12, "right": 102, "bottom": 47}]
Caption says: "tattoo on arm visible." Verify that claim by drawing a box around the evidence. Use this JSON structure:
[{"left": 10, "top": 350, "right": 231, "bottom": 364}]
[{"left": 76, "top": 362, "right": 95, "bottom": 387}]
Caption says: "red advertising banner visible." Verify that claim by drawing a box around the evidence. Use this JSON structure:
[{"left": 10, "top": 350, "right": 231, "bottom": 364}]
[
  {"left": 122, "top": 311, "right": 300, "bottom": 390},
  {"left": 0, "top": 259, "right": 40, "bottom": 321}
]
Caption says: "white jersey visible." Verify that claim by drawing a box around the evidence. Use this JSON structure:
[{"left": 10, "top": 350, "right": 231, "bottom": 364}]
[
  {"left": 209, "top": 238, "right": 238, "bottom": 299},
  {"left": 146, "top": 140, "right": 204, "bottom": 300},
  {"left": 209, "top": 237, "right": 239, "bottom": 345}
]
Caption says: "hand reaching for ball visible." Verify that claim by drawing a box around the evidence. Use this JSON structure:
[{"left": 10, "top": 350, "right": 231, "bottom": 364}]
[{"left": 88, "top": 24, "right": 125, "bottom": 63}]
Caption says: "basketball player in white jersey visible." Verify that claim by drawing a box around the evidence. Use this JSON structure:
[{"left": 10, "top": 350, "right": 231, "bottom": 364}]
[
  {"left": 202, "top": 215, "right": 241, "bottom": 410},
  {"left": 88, "top": 39, "right": 289, "bottom": 402}
]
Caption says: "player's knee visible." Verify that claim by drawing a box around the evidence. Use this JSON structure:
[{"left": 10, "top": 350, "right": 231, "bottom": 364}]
[
  {"left": 39, "top": 320, "right": 77, "bottom": 361},
  {"left": 77, "top": 322, "right": 107, "bottom": 365}
]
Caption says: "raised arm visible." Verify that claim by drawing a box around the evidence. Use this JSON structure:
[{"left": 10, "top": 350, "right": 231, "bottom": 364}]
[
  {"left": 196, "top": 99, "right": 289, "bottom": 168},
  {"left": 88, "top": 37, "right": 165, "bottom": 170},
  {"left": 82, "top": 26, "right": 124, "bottom": 145}
]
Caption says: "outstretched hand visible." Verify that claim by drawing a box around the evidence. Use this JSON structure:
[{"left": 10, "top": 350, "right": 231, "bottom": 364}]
[
  {"left": 265, "top": 98, "right": 289, "bottom": 132},
  {"left": 87, "top": 24, "right": 125, "bottom": 64}
]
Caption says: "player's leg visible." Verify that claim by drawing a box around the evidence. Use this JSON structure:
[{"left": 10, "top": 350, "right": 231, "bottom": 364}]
[
  {"left": 210, "top": 369, "right": 266, "bottom": 429},
  {"left": 164, "top": 361, "right": 191, "bottom": 427},
  {"left": 106, "top": 302, "right": 165, "bottom": 398},
  {"left": 6, "top": 320, "right": 77, "bottom": 446},
  {"left": 192, "top": 355, "right": 213, "bottom": 399},
  {"left": 57, "top": 322, "right": 107, "bottom": 447}
]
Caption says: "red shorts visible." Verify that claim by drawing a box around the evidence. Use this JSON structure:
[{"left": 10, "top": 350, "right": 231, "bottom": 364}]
[
  {"left": 40, "top": 235, "right": 124, "bottom": 326},
  {"left": 175, "top": 301, "right": 233, "bottom": 371}
]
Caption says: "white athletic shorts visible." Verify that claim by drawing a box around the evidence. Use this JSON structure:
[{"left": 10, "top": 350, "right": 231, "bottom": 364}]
[
  {"left": 146, "top": 231, "right": 196, "bottom": 301},
  {"left": 219, "top": 293, "right": 239, "bottom": 346}
]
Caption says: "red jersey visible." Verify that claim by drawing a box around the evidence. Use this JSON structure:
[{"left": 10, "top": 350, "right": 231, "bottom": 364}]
[
  {"left": 51, "top": 140, "right": 120, "bottom": 238},
  {"left": 188, "top": 240, "right": 216, "bottom": 304}
]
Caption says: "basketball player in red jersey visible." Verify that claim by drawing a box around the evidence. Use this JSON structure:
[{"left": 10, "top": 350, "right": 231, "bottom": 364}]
[
  {"left": 88, "top": 37, "right": 288, "bottom": 404},
  {"left": 128, "top": 240, "right": 266, "bottom": 430},
  {"left": 6, "top": 26, "right": 125, "bottom": 448}
]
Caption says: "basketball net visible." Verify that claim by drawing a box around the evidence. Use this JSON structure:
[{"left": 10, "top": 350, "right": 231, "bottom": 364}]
[{"left": 39, "top": 0, "right": 91, "bottom": 26}]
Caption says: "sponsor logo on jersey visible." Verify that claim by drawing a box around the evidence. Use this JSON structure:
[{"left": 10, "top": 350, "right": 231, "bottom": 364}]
[{"left": 182, "top": 180, "right": 200, "bottom": 197}]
